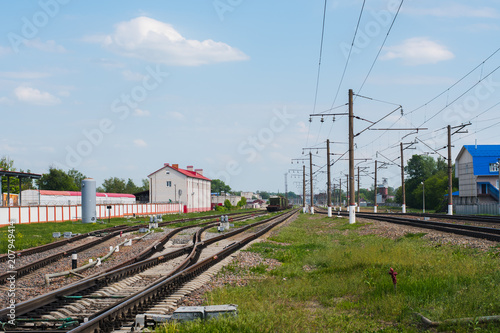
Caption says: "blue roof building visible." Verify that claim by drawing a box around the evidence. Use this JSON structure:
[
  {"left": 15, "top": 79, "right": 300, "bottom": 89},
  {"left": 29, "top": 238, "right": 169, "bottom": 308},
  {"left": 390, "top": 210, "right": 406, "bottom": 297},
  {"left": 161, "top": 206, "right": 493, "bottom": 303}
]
[{"left": 455, "top": 145, "right": 500, "bottom": 206}]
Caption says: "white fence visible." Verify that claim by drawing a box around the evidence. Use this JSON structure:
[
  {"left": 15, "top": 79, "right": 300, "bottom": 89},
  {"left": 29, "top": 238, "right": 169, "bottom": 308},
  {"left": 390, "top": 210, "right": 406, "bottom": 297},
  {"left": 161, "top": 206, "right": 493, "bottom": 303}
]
[
  {"left": 0, "top": 203, "right": 183, "bottom": 225},
  {"left": 455, "top": 204, "right": 500, "bottom": 215}
]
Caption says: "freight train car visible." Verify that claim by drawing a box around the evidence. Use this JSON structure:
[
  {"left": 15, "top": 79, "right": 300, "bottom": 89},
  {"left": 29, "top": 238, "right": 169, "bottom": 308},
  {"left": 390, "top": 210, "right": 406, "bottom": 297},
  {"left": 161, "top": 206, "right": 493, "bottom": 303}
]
[{"left": 266, "top": 196, "right": 289, "bottom": 212}]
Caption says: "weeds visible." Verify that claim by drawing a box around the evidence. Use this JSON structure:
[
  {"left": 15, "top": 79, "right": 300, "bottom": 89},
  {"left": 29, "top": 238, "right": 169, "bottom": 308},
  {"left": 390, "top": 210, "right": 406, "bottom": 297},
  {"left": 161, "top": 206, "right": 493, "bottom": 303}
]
[{"left": 153, "top": 213, "right": 500, "bottom": 332}]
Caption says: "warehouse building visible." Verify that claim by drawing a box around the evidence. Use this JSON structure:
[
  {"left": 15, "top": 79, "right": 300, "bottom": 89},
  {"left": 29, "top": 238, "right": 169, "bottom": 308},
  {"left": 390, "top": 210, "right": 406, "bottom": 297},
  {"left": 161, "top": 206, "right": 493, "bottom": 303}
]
[{"left": 148, "top": 163, "right": 211, "bottom": 213}]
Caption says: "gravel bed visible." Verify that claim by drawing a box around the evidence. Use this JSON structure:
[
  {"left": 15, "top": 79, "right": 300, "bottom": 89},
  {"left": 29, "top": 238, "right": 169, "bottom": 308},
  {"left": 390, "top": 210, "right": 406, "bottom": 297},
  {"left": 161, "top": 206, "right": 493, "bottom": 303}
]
[
  {"left": 0, "top": 228, "right": 178, "bottom": 308},
  {"left": 177, "top": 251, "right": 282, "bottom": 308},
  {"left": 355, "top": 217, "right": 500, "bottom": 252}
]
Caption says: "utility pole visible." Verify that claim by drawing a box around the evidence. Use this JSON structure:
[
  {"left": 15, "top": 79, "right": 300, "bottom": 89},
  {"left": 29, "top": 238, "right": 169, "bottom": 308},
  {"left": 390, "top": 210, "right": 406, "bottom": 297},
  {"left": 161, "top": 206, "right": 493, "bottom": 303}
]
[
  {"left": 348, "top": 89, "right": 355, "bottom": 224},
  {"left": 339, "top": 178, "right": 342, "bottom": 211},
  {"left": 284, "top": 173, "right": 288, "bottom": 204},
  {"left": 302, "top": 164, "right": 306, "bottom": 213},
  {"left": 333, "top": 183, "right": 336, "bottom": 210},
  {"left": 346, "top": 174, "right": 349, "bottom": 205},
  {"left": 327, "top": 139, "right": 332, "bottom": 217},
  {"left": 357, "top": 166, "right": 360, "bottom": 212},
  {"left": 447, "top": 125, "right": 453, "bottom": 215},
  {"left": 400, "top": 143, "right": 406, "bottom": 213},
  {"left": 374, "top": 160, "right": 378, "bottom": 213},
  {"left": 310, "top": 152, "right": 314, "bottom": 214}
]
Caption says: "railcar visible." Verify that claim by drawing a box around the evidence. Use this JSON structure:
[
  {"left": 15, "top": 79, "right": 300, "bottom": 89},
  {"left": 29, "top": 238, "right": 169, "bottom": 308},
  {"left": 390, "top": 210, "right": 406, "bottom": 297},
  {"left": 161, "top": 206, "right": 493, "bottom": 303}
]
[{"left": 266, "top": 196, "right": 289, "bottom": 212}]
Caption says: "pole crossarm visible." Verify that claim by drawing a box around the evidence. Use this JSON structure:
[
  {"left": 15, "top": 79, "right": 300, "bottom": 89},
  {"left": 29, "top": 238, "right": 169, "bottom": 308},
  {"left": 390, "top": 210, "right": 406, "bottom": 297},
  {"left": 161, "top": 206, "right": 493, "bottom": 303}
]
[
  {"left": 368, "top": 127, "right": 428, "bottom": 131},
  {"left": 354, "top": 105, "right": 404, "bottom": 137},
  {"left": 415, "top": 138, "right": 447, "bottom": 159},
  {"left": 451, "top": 122, "right": 471, "bottom": 135}
]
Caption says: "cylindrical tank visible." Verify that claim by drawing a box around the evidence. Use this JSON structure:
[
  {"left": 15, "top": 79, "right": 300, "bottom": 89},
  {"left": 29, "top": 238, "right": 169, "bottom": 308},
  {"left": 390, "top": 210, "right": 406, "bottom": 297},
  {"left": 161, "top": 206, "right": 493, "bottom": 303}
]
[{"left": 82, "top": 178, "right": 96, "bottom": 223}]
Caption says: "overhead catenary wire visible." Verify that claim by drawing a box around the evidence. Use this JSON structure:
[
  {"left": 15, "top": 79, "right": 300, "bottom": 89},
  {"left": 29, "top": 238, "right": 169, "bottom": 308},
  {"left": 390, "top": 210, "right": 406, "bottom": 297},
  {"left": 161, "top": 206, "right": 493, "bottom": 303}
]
[
  {"left": 356, "top": 0, "right": 404, "bottom": 95},
  {"left": 418, "top": 64, "right": 500, "bottom": 127},
  {"left": 307, "top": 0, "right": 329, "bottom": 147},
  {"left": 325, "top": 0, "right": 366, "bottom": 140}
]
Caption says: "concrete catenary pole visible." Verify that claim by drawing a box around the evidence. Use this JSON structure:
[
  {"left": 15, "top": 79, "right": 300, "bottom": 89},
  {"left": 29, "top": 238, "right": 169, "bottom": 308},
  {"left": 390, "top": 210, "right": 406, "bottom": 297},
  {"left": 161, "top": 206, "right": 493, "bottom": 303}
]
[
  {"left": 303, "top": 164, "right": 306, "bottom": 213},
  {"left": 327, "top": 139, "right": 332, "bottom": 217},
  {"left": 310, "top": 152, "right": 314, "bottom": 214},
  {"left": 400, "top": 143, "right": 406, "bottom": 213},
  {"left": 348, "top": 89, "right": 355, "bottom": 224},
  {"left": 339, "top": 178, "right": 342, "bottom": 211},
  {"left": 357, "top": 166, "right": 360, "bottom": 212},
  {"left": 374, "top": 160, "right": 378, "bottom": 213},
  {"left": 447, "top": 125, "right": 453, "bottom": 215}
]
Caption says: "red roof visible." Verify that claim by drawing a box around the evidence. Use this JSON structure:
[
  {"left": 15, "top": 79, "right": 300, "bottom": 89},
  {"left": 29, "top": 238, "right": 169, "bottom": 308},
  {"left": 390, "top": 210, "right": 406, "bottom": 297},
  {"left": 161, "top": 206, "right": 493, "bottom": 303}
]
[
  {"left": 37, "top": 190, "right": 135, "bottom": 198},
  {"left": 148, "top": 165, "right": 211, "bottom": 181}
]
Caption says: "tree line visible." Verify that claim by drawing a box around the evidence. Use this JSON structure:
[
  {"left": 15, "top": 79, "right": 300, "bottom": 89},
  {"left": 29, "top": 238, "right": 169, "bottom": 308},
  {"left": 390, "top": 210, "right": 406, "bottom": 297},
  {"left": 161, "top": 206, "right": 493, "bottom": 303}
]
[{"left": 1, "top": 157, "right": 148, "bottom": 194}]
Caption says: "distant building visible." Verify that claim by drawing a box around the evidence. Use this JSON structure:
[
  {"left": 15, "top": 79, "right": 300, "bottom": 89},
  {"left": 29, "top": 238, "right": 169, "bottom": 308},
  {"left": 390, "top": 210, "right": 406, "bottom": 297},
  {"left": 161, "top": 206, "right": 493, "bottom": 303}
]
[
  {"left": 241, "top": 191, "right": 254, "bottom": 200},
  {"left": 211, "top": 194, "right": 242, "bottom": 208},
  {"left": 148, "top": 163, "right": 211, "bottom": 213},
  {"left": 455, "top": 145, "right": 500, "bottom": 205}
]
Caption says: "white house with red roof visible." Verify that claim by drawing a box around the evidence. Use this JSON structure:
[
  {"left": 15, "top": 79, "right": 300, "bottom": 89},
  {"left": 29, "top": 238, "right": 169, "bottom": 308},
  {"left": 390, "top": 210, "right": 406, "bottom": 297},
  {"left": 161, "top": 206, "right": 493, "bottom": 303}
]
[{"left": 148, "top": 163, "right": 211, "bottom": 213}]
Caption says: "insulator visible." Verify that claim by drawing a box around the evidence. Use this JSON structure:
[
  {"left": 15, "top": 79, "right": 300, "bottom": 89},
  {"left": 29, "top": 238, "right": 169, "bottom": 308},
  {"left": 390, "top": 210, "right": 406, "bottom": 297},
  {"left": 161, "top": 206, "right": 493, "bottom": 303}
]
[
  {"left": 332, "top": 116, "right": 335, "bottom": 122},
  {"left": 321, "top": 117, "right": 324, "bottom": 123},
  {"left": 309, "top": 117, "right": 312, "bottom": 122}
]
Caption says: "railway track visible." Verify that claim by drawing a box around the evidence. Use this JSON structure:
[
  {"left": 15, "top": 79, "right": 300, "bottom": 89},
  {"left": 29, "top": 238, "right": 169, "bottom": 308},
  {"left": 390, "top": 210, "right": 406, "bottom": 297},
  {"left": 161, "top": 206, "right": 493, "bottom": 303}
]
[
  {"left": 348, "top": 210, "right": 500, "bottom": 225},
  {"left": 0, "top": 210, "right": 295, "bottom": 332},
  {"left": 0, "top": 211, "right": 263, "bottom": 285},
  {"left": 315, "top": 208, "right": 500, "bottom": 242}
]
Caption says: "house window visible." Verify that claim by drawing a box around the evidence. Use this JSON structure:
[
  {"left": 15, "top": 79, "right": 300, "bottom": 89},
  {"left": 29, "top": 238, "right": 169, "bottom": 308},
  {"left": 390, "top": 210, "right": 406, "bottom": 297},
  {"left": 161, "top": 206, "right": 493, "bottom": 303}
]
[
  {"left": 166, "top": 181, "right": 172, "bottom": 187},
  {"left": 489, "top": 163, "right": 499, "bottom": 173}
]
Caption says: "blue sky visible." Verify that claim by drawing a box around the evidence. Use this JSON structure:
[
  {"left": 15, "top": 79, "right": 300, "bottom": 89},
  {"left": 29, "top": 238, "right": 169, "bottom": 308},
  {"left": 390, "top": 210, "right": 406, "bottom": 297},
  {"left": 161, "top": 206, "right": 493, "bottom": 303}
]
[{"left": 1, "top": 0, "right": 500, "bottom": 194}]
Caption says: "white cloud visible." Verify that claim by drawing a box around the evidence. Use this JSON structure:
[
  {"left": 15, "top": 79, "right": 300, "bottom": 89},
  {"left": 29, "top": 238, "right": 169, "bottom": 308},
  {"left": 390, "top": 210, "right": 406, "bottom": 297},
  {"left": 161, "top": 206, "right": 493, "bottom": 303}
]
[
  {"left": 14, "top": 86, "right": 61, "bottom": 106},
  {"left": 133, "top": 139, "right": 147, "bottom": 147},
  {"left": 0, "top": 71, "right": 51, "bottom": 79},
  {"left": 133, "top": 108, "right": 150, "bottom": 117},
  {"left": 23, "top": 39, "right": 66, "bottom": 53},
  {"left": 382, "top": 37, "right": 454, "bottom": 65},
  {"left": 404, "top": 4, "right": 500, "bottom": 18},
  {"left": 122, "top": 70, "right": 146, "bottom": 81},
  {"left": 167, "top": 111, "right": 185, "bottom": 120},
  {"left": 88, "top": 16, "right": 249, "bottom": 66}
]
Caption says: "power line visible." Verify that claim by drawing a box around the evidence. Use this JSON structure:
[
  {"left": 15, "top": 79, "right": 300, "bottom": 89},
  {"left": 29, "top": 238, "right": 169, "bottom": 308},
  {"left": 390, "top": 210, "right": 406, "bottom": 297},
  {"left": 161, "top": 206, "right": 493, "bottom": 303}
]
[
  {"left": 330, "top": 0, "right": 366, "bottom": 109},
  {"left": 406, "top": 46, "right": 500, "bottom": 117},
  {"left": 325, "top": 0, "right": 366, "bottom": 140},
  {"left": 356, "top": 0, "right": 404, "bottom": 95},
  {"left": 307, "top": 0, "right": 329, "bottom": 148},
  {"left": 418, "top": 64, "right": 500, "bottom": 127}
]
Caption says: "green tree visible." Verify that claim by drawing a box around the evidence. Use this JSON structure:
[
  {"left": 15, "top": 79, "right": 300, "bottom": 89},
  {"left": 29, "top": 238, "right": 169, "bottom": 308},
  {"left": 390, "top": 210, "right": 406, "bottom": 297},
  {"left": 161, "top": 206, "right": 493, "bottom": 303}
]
[
  {"left": 1, "top": 156, "right": 19, "bottom": 194},
  {"left": 224, "top": 199, "right": 232, "bottom": 210},
  {"left": 139, "top": 178, "right": 149, "bottom": 191},
  {"left": 258, "top": 191, "right": 270, "bottom": 200},
  {"left": 39, "top": 168, "right": 79, "bottom": 191},
  {"left": 403, "top": 154, "right": 458, "bottom": 210},
  {"left": 211, "top": 179, "right": 231, "bottom": 194},
  {"left": 100, "top": 177, "right": 127, "bottom": 193},
  {"left": 125, "top": 178, "right": 139, "bottom": 194},
  {"left": 237, "top": 196, "right": 247, "bottom": 208},
  {"left": 67, "top": 169, "right": 86, "bottom": 190}
]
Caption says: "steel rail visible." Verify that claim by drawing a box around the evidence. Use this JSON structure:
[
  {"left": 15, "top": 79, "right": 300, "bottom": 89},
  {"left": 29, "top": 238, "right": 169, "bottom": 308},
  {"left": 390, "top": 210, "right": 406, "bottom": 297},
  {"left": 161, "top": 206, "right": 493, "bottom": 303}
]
[
  {"left": 67, "top": 209, "right": 298, "bottom": 333},
  {"left": 0, "top": 211, "right": 274, "bottom": 326}
]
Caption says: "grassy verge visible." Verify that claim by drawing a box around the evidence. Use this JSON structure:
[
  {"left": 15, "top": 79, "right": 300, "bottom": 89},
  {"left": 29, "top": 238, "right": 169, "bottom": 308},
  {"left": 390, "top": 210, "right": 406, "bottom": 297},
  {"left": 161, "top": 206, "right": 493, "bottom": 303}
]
[
  {"left": 0, "top": 209, "right": 259, "bottom": 253},
  {"left": 156, "top": 213, "right": 500, "bottom": 332}
]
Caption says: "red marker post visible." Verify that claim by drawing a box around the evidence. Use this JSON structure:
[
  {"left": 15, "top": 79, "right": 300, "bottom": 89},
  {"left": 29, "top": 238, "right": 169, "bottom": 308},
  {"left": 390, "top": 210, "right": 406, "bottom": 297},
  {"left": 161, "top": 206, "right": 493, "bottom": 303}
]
[{"left": 389, "top": 267, "right": 398, "bottom": 293}]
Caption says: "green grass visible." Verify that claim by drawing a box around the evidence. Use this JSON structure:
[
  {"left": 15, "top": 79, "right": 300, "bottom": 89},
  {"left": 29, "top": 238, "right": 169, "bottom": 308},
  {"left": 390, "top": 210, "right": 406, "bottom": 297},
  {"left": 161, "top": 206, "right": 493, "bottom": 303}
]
[
  {"left": 0, "top": 209, "right": 258, "bottom": 254},
  {"left": 156, "top": 214, "right": 500, "bottom": 333}
]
